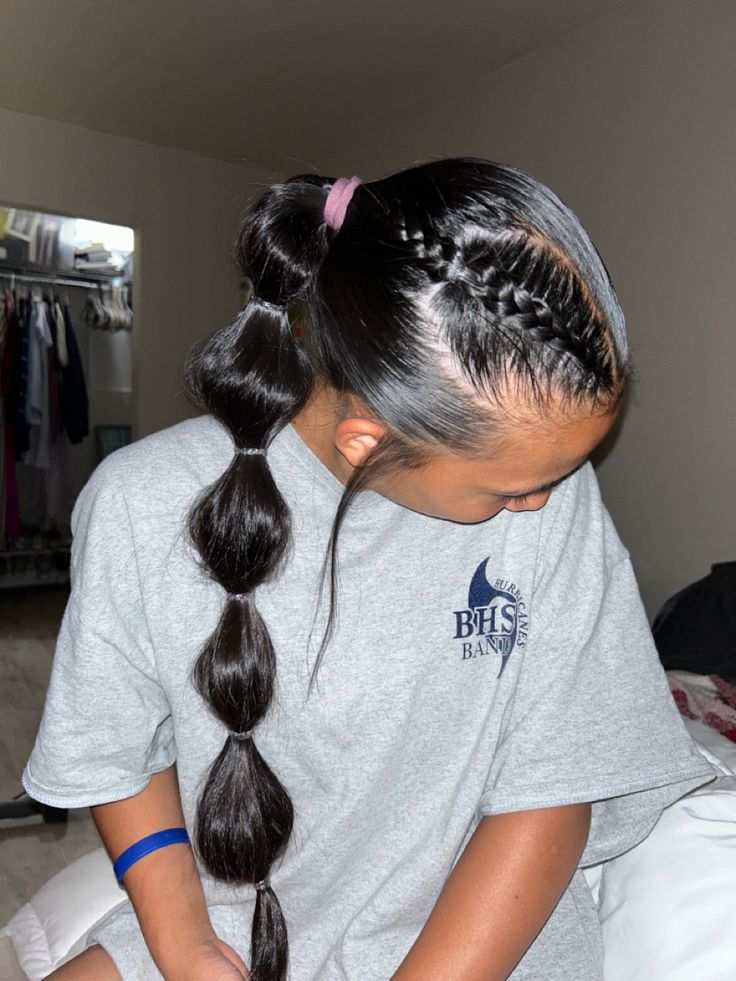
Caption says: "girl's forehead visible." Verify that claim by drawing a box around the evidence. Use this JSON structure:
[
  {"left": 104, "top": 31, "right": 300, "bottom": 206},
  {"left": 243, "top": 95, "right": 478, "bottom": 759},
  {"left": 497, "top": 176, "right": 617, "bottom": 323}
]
[{"left": 423, "top": 410, "right": 616, "bottom": 494}]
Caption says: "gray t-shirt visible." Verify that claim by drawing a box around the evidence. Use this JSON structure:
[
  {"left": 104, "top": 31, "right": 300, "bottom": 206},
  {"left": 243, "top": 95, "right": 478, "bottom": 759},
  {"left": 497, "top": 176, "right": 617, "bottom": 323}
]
[{"left": 23, "top": 415, "right": 715, "bottom": 980}]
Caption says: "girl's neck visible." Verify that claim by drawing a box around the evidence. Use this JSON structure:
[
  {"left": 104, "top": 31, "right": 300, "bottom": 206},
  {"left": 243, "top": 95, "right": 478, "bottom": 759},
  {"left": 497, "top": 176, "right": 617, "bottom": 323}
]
[{"left": 291, "top": 383, "right": 354, "bottom": 487}]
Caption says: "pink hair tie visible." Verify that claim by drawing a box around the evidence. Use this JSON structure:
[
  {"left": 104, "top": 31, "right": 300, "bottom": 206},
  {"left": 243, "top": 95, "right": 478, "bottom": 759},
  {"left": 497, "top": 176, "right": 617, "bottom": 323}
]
[{"left": 324, "top": 176, "right": 363, "bottom": 231}]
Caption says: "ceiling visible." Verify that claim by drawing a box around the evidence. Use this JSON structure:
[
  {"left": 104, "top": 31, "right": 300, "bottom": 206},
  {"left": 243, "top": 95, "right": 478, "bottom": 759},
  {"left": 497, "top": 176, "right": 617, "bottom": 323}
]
[{"left": 0, "top": 0, "right": 635, "bottom": 177}]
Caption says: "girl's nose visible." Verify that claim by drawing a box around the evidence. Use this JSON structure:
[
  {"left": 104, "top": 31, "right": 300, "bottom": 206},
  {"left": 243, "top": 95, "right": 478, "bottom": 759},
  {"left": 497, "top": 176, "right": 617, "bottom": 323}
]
[{"left": 504, "top": 491, "right": 552, "bottom": 513}]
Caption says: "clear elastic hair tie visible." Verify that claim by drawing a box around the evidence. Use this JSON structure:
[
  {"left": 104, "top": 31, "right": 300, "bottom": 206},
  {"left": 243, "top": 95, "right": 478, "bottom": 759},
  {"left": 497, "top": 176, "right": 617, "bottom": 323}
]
[
  {"left": 251, "top": 296, "right": 285, "bottom": 315},
  {"left": 230, "top": 729, "right": 253, "bottom": 741},
  {"left": 254, "top": 876, "right": 270, "bottom": 892},
  {"left": 236, "top": 446, "right": 266, "bottom": 457}
]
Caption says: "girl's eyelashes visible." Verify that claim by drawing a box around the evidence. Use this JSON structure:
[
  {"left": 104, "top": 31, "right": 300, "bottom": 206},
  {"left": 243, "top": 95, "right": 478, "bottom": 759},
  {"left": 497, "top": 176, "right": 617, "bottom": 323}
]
[
  {"left": 474, "top": 489, "right": 532, "bottom": 505},
  {"left": 491, "top": 468, "right": 583, "bottom": 505}
]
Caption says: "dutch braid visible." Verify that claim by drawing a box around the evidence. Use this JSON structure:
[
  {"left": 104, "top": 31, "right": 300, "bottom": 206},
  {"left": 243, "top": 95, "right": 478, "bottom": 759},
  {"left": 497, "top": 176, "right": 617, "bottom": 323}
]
[{"left": 393, "top": 215, "right": 612, "bottom": 385}]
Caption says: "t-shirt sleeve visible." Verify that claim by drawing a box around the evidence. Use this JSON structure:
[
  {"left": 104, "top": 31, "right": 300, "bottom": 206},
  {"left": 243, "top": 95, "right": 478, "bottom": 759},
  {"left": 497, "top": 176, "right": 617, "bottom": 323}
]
[
  {"left": 22, "top": 460, "right": 175, "bottom": 808},
  {"left": 478, "top": 464, "right": 716, "bottom": 866}
]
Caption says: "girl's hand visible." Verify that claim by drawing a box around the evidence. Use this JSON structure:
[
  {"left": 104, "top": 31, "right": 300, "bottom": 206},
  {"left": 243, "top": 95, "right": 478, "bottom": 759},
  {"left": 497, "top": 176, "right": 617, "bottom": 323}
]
[{"left": 168, "top": 937, "right": 250, "bottom": 980}]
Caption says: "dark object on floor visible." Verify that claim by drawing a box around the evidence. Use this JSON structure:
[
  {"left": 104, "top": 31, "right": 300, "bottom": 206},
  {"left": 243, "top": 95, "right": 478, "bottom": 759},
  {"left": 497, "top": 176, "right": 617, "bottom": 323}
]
[
  {"left": 653, "top": 562, "right": 736, "bottom": 683},
  {"left": 0, "top": 791, "right": 68, "bottom": 823}
]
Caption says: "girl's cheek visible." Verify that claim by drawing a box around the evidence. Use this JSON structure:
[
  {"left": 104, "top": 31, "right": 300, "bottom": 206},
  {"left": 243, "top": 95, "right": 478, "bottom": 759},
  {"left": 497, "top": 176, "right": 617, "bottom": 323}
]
[{"left": 451, "top": 502, "right": 507, "bottom": 524}]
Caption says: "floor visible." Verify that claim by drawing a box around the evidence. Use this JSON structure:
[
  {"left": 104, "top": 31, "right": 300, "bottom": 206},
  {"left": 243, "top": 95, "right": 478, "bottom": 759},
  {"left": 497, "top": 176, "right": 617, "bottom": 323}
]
[{"left": 0, "top": 586, "right": 100, "bottom": 926}]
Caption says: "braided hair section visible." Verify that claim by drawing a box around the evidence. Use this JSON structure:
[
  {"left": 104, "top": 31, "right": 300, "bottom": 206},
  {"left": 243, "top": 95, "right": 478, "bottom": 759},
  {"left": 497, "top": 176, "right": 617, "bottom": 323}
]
[{"left": 394, "top": 215, "right": 621, "bottom": 407}]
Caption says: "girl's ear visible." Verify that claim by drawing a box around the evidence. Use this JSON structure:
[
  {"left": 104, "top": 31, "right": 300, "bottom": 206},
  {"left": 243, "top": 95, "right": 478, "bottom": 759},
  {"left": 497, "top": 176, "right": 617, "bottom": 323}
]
[{"left": 334, "top": 417, "right": 386, "bottom": 468}]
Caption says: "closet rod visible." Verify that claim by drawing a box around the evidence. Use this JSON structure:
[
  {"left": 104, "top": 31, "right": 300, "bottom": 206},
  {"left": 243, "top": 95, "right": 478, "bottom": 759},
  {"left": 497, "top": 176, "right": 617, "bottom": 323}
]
[{"left": 0, "top": 271, "right": 121, "bottom": 290}]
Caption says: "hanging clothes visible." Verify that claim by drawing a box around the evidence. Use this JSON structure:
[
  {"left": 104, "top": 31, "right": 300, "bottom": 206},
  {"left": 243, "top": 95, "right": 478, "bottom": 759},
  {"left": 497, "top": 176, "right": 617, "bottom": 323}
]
[
  {"left": 60, "top": 303, "right": 89, "bottom": 444},
  {"left": 1, "top": 292, "right": 21, "bottom": 539},
  {"left": 53, "top": 300, "right": 69, "bottom": 368},
  {"left": 0, "top": 286, "right": 90, "bottom": 542},
  {"left": 0, "top": 295, "right": 6, "bottom": 538},
  {"left": 0, "top": 292, "right": 17, "bottom": 397},
  {"left": 26, "top": 299, "right": 54, "bottom": 470},
  {"left": 42, "top": 295, "right": 76, "bottom": 526},
  {"left": 25, "top": 300, "right": 45, "bottom": 425},
  {"left": 0, "top": 279, "right": 109, "bottom": 552},
  {"left": 14, "top": 297, "right": 31, "bottom": 459},
  {"left": 46, "top": 301, "right": 63, "bottom": 441}
]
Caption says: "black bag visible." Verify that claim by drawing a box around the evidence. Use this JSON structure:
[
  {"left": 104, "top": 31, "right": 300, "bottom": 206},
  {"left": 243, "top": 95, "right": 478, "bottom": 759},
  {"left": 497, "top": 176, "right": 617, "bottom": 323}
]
[{"left": 652, "top": 561, "right": 736, "bottom": 683}]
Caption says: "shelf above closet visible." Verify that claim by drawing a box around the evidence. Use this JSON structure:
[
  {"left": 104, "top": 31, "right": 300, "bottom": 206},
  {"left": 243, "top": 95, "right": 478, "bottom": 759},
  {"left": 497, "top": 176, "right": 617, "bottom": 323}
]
[{"left": 0, "top": 260, "right": 123, "bottom": 289}]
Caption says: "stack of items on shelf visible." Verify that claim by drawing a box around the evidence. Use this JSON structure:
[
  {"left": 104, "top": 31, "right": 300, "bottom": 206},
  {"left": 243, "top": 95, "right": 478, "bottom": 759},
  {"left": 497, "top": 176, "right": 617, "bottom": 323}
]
[
  {"left": 74, "top": 242, "right": 123, "bottom": 273},
  {"left": 0, "top": 209, "right": 63, "bottom": 268},
  {"left": 0, "top": 286, "right": 89, "bottom": 588}
]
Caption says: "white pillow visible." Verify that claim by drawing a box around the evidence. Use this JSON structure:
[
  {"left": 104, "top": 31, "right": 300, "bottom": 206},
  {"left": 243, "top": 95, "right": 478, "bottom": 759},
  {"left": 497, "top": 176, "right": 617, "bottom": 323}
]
[
  {"left": 593, "top": 719, "right": 736, "bottom": 981},
  {"left": 683, "top": 718, "right": 736, "bottom": 776},
  {"left": 0, "top": 848, "right": 126, "bottom": 981}
]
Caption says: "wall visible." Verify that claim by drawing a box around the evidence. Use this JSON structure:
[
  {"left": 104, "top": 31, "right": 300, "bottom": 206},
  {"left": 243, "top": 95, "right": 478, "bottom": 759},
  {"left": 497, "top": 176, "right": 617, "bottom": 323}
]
[
  {"left": 0, "top": 106, "right": 275, "bottom": 439},
  {"left": 372, "top": 0, "right": 736, "bottom": 616}
]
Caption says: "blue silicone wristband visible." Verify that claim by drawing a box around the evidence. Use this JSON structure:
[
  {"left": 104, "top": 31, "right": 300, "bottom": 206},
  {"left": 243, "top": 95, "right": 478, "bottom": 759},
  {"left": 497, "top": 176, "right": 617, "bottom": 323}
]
[{"left": 113, "top": 828, "right": 191, "bottom": 885}]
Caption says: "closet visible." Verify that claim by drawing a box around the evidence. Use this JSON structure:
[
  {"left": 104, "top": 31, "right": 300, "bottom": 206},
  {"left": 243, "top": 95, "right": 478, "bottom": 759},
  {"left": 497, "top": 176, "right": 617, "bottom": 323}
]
[{"left": 0, "top": 206, "right": 134, "bottom": 589}]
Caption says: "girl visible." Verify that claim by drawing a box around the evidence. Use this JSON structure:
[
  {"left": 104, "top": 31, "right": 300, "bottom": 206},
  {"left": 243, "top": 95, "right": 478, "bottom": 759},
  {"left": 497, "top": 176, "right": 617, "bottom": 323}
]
[{"left": 25, "top": 158, "right": 714, "bottom": 980}]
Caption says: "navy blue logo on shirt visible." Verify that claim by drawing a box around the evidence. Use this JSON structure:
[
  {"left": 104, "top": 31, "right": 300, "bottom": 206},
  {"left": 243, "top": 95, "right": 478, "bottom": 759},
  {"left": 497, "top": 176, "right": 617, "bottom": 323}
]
[{"left": 453, "top": 558, "right": 528, "bottom": 677}]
